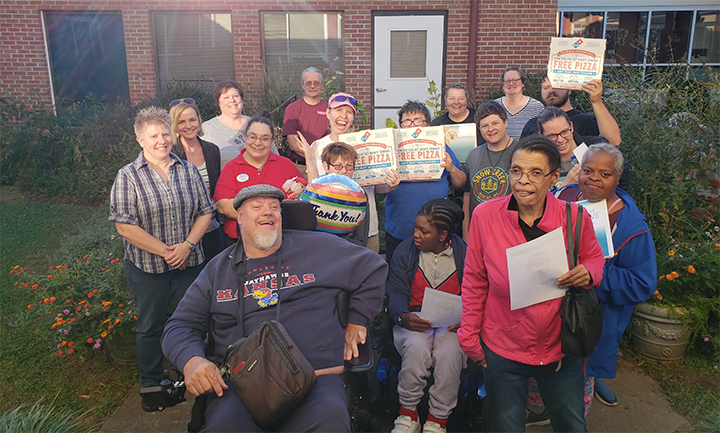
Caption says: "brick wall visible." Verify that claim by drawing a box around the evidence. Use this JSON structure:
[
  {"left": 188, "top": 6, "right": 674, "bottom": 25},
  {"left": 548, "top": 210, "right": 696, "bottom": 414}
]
[{"left": 0, "top": 0, "right": 557, "bottom": 119}]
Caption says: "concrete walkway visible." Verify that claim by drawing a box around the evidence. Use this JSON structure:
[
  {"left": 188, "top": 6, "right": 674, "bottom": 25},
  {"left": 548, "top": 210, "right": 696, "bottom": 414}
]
[{"left": 101, "top": 358, "right": 690, "bottom": 432}]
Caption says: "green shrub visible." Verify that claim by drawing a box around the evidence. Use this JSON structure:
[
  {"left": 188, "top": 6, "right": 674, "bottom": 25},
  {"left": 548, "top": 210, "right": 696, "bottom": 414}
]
[{"left": 0, "top": 396, "right": 94, "bottom": 433}]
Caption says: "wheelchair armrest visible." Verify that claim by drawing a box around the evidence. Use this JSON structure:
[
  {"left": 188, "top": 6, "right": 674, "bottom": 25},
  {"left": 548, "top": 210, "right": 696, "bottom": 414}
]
[{"left": 345, "top": 340, "right": 373, "bottom": 373}]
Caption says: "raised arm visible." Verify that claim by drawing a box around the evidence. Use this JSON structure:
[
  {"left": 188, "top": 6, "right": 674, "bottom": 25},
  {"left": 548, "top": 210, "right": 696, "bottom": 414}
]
[{"left": 583, "top": 80, "right": 621, "bottom": 147}]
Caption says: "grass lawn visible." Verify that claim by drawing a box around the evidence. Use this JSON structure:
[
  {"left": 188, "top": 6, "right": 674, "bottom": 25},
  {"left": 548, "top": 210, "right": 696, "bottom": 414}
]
[{"left": 0, "top": 192, "right": 138, "bottom": 429}]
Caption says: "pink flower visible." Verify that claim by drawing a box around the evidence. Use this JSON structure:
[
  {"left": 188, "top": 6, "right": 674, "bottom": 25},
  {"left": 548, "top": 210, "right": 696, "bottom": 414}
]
[{"left": 705, "top": 337, "right": 710, "bottom": 342}]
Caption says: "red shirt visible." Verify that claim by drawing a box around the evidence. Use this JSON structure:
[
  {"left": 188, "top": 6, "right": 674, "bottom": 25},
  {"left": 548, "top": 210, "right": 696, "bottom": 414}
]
[
  {"left": 282, "top": 98, "right": 330, "bottom": 163},
  {"left": 214, "top": 150, "right": 306, "bottom": 238}
]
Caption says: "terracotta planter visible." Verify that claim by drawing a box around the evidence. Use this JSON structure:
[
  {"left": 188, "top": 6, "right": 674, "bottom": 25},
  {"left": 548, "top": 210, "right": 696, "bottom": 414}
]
[{"left": 629, "top": 302, "right": 691, "bottom": 361}]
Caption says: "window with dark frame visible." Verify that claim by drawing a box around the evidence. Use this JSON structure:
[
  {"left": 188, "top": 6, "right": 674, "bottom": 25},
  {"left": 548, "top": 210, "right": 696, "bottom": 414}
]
[{"left": 43, "top": 11, "right": 130, "bottom": 103}]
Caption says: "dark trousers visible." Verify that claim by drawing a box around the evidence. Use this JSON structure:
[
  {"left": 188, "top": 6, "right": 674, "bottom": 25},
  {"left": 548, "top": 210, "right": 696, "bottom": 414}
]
[
  {"left": 483, "top": 343, "right": 587, "bottom": 433},
  {"left": 202, "top": 226, "right": 225, "bottom": 263},
  {"left": 204, "top": 374, "right": 350, "bottom": 432},
  {"left": 125, "top": 260, "right": 202, "bottom": 386},
  {"left": 384, "top": 233, "right": 405, "bottom": 266}
]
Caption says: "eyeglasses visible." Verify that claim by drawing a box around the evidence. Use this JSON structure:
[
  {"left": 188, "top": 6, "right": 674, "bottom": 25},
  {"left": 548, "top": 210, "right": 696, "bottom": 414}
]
[
  {"left": 543, "top": 127, "right": 573, "bottom": 142},
  {"left": 327, "top": 163, "right": 355, "bottom": 173},
  {"left": 503, "top": 78, "right": 522, "bottom": 85},
  {"left": 330, "top": 95, "right": 357, "bottom": 107},
  {"left": 303, "top": 80, "right": 323, "bottom": 87},
  {"left": 508, "top": 168, "right": 555, "bottom": 183},
  {"left": 170, "top": 98, "right": 195, "bottom": 108},
  {"left": 246, "top": 134, "right": 273, "bottom": 144},
  {"left": 400, "top": 118, "right": 427, "bottom": 127}
]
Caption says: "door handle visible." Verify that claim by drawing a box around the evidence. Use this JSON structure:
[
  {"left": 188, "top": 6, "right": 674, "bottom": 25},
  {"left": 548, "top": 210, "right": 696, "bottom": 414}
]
[{"left": 376, "top": 88, "right": 387, "bottom": 92}]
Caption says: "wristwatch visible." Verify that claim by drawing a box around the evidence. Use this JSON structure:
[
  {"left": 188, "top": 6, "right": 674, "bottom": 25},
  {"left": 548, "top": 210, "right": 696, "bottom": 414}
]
[{"left": 397, "top": 311, "right": 407, "bottom": 326}]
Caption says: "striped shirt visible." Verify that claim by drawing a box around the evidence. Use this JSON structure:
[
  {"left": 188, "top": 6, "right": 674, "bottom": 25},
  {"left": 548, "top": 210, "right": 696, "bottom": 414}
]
[
  {"left": 109, "top": 152, "right": 216, "bottom": 274},
  {"left": 495, "top": 96, "right": 545, "bottom": 140}
]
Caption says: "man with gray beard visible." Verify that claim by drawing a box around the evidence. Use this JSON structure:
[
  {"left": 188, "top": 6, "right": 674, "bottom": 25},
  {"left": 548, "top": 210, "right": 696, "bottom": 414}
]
[{"left": 162, "top": 184, "right": 387, "bottom": 431}]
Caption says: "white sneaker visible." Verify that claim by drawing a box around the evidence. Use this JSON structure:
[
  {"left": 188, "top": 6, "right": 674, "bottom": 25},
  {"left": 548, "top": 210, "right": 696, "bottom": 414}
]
[
  {"left": 391, "top": 415, "right": 421, "bottom": 433},
  {"left": 422, "top": 421, "right": 447, "bottom": 433}
]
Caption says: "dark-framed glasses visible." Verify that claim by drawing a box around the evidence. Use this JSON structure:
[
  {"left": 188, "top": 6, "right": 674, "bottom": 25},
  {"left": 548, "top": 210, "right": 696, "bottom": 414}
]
[
  {"left": 508, "top": 168, "right": 554, "bottom": 183},
  {"left": 503, "top": 78, "right": 522, "bottom": 85},
  {"left": 170, "top": 98, "right": 195, "bottom": 108},
  {"left": 543, "top": 127, "right": 573, "bottom": 142},
  {"left": 400, "top": 118, "right": 427, "bottom": 127}
]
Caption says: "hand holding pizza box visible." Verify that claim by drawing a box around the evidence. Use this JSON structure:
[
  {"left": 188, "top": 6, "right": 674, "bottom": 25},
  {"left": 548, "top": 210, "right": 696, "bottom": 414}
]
[
  {"left": 397, "top": 126, "right": 446, "bottom": 181},
  {"left": 340, "top": 128, "right": 400, "bottom": 187},
  {"left": 547, "top": 37, "right": 606, "bottom": 90}
]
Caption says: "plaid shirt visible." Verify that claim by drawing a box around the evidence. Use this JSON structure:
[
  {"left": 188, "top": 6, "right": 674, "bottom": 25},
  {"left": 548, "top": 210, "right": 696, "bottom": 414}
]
[{"left": 109, "top": 152, "right": 216, "bottom": 274}]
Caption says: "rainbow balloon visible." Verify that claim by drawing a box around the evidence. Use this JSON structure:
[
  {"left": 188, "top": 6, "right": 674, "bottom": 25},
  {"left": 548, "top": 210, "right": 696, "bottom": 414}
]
[{"left": 300, "top": 174, "right": 367, "bottom": 234}]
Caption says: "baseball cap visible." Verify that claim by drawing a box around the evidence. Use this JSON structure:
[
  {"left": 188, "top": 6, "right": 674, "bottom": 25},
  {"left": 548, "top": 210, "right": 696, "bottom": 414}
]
[
  {"left": 233, "top": 184, "right": 285, "bottom": 210},
  {"left": 328, "top": 93, "right": 357, "bottom": 114}
]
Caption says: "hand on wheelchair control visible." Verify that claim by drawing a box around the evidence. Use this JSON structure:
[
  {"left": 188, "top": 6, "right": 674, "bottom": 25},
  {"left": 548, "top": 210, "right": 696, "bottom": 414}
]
[
  {"left": 344, "top": 323, "right": 367, "bottom": 361},
  {"left": 184, "top": 355, "right": 229, "bottom": 397},
  {"left": 401, "top": 312, "right": 433, "bottom": 332}
]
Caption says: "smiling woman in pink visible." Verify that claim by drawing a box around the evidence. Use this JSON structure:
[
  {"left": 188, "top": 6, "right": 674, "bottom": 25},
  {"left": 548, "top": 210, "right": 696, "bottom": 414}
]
[
  {"left": 458, "top": 136, "right": 604, "bottom": 432},
  {"left": 109, "top": 106, "right": 215, "bottom": 411}
]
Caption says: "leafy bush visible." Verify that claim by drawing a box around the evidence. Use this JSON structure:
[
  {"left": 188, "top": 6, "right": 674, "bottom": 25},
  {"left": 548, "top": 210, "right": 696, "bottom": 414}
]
[{"left": 0, "top": 96, "right": 138, "bottom": 203}]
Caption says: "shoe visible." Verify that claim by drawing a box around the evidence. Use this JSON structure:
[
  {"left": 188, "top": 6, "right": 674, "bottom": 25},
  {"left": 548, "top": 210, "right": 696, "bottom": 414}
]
[
  {"left": 594, "top": 378, "right": 618, "bottom": 407},
  {"left": 391, "top": 415, "right": 421, "bottom": 433},
  {"left": 422, "top": 421, "right": 447, "bottom": 433},
  {"left": 525, "top": 409, "right": 551, "bottom": 427}
]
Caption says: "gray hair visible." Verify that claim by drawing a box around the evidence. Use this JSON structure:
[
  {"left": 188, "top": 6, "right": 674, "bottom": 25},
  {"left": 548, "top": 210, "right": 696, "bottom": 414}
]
[
  {"left": 134, "top": 106, "right": 171, "bottom": 138},
  {"left": 583, "top": 142, "right": 624, "bottom": 175},
  {"left": 445, "top": 83, "right": 470, "bottom": 102},
  {"left": 301, "top": 67, "right": 323, "bottom": 83}
]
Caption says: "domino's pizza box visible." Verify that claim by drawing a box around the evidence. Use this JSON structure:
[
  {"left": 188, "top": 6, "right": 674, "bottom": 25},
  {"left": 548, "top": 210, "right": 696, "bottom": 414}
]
[
  {"left": 397, "top": 126, "right": 445, "bottom": 182},
  {"left": 443, "top": 123, "right": 477, "bottom": 163},
  {"left": 340, "top": 128, "right": 400, "bottom": 187},
  {"left": 547, "top": 37, "right": 606, "bottom": 90}
]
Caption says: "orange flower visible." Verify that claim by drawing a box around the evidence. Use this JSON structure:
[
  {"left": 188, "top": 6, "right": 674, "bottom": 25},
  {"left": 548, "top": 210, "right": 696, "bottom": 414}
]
[
  {"left": 92, "top": 289, "right": 98, "bottom": 293},
  {"left": 27, "top": 304, "right": 33, "bottom": 310},
  {"left": 668, "top": 250, "right": 675, "bottom": 256},
  {"left": 57, "top": 350, "right": 63, "bottom": 356},
  {"left": 108, "top": 325, "right": 114, "bottom": 330},
  {"left": 34, "top": 329, "right": 39, "bottom": 333},
  {"left": 87, "top": 338, "right": 93, "bottom": 344},
  {"left": 68, "top": 341, "right": 74, "bottom": 347},
  {"left": 686, "top": 265, "right": 696, "bottom": 274},
  {"left": 61, "top": 341, "right": 67, "bottom": 346},
  {"left": 68, "top": 348, "right": 74, "bottom": 354},
  {"left": 101, "top": 332, "right": 107, "bottom": 338},
  {"left": 47, "top": 275, "right": 53, "bottom": 279},
  {"left": 50, "top": 297, "right": 56, "bottom": 302},
  {"left": 671, "top": 271, "right": 679, "bottom": 278},
  {"left": 87, "top": 293, "right": 93, "bottom": 298},
  {"left": 658, "top": 275, "right": 665, "bottom": 281},
  {"left": 83, "top": 255, "right": 88, "bottom": 259},
  {"left": 666, "top": 274, "right": 674, "bottom": 281},
  {"left": 115, "top": 318, "right": 121, "bottom": 324},
  {"left": 65, "top": 299, "right": 71, "bottom": 303}
]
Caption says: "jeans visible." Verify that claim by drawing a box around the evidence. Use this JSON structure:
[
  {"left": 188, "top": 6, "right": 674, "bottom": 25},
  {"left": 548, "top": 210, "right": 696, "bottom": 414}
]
[
  {"left": 125, "top": 260, "right": 202, "bottom": 386},
  {"left": 483, "top": 343, "right": 587, "bottom": 433}
]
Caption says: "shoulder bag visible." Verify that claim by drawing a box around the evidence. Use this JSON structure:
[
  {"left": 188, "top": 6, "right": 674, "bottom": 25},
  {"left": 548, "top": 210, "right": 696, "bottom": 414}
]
[
  {"left": 561, "top": 202, "right": 604, "bottom": 358},
  {"left": 223, "top": 244, "right": 317, "bottom": 428}
]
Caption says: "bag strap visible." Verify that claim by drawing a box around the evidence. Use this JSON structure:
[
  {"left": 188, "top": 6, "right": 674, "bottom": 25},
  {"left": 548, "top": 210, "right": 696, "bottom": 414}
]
[
  {"left": 566, "top": 202, "right": 583, "bottom": 269},
  {"left": 234, "top": 241, "right": 283, "bottom": 339}
]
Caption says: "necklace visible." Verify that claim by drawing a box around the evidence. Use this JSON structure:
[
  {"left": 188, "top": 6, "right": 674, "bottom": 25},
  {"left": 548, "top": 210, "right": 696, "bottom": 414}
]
[{"left": 487, "top": 136, "right": 512, "bottom": 168}]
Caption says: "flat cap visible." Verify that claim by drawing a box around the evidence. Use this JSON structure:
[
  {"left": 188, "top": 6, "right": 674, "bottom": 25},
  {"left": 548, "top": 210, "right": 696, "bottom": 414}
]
[{"left": 233, "top": 184, "right": 285, "bottom": 210}]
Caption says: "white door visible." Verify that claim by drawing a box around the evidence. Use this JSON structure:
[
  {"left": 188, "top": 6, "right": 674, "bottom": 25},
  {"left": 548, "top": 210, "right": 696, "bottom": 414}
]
[{"left": 372, "top": 15, "right": 446, "bottom": 128}]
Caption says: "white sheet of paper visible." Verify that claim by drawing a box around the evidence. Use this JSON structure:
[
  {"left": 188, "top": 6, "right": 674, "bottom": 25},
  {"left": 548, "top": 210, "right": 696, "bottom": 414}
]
[
  {"left": 577, "top": 199, "right": 615, "bottom": 258},
  {"left": 419, "top": 287, "right": 462, "bottom": 328},
  {"left": 506, "top": 227, "right": 569, "bottom": 310},
  {"left": 573, "top": 142, "right": 589, "bottom": 165}
]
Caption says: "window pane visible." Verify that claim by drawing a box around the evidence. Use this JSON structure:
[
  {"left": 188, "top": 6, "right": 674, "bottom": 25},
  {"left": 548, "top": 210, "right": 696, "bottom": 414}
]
[
  {"left": 154, "top": 13, "right": 234, "bottom": 92},
  {"left": 606, "top": 12, "right": 648, "bottom": 64},
  {"left": 560, "top": 12, "right": 604, "bottom": 38},
  {"left": 44, "top": 11, "right": 130, "bottom": 103},
  {"left": 691, "top": 11, "right": 720, "bottom": 63},
  {"left": 262, "top": 12, "right": 343, "bottom": 87},
  {"left": 390, "top": 30, "right": 427, "bottom": 78},
  {"left": 648, "top": 11, "right": 693, "bottom": 63}
]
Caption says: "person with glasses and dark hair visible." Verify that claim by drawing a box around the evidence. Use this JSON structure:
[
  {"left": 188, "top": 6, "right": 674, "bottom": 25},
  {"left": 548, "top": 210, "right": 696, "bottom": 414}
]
[
  {"left": 384, "top": 100, "right": 467, "bottom": 265},
  {"left": 299, "top": 93, "right": 399, "bottom": 253},
  {"left": 169, "top": 99, "right": 224, "bottom": 261},
  {"left": 458, "top": 136, "right": 605, "bottom": 433},
  {"left": 495, "top": 67, "right": 545, "bottom": 140},
  {"left": 214, "top": 112, "right": 306, "bottom": 247},
  {"left": 283, "top": 67, "right": 330, "bottom": 174},
  {"left": 201, "top": 81, "right": 278, "bottom": 168},
  {"left": 520, "top": 73, "right": 621, "bottom": 147}
]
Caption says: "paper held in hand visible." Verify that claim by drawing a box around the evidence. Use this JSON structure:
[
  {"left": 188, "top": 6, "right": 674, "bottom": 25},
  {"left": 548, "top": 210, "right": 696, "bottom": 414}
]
[
  {"left": 506, "top": 227, "right": 569, "bottom": 310},
  {"left": 397, "top": 126, "right": 446, "bottom": 181},
  {"left": 547, "top": 37, "right": 606, "bottom": 90},
  {"left": 576, "top": 198, "right": 615, "bottom": 258},
  {"left": 419, "top": 287, "right": 462, "bottom": 328},
  {"left": 443, "top": 124, "right": 477, "bottom": 163}
]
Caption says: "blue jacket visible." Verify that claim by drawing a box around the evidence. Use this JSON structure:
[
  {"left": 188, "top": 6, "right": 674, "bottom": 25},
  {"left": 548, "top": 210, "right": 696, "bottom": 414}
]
[
  {"left": 387, "top": 233, "right": 467, "bottom": 324},
  {"left": 586, "top": 188, "right": 657, "bottom": 378}
]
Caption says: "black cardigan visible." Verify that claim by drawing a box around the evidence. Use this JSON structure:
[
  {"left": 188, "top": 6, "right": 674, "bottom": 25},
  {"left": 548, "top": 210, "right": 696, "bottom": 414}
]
[{"left": 172, "top": 138, "right": 221, "bottom": 197}]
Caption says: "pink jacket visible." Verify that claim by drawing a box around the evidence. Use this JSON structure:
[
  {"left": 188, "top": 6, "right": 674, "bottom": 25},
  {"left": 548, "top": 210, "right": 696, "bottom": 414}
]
[{"left": 458, "top": 192, "right": 604, "bottom": 365}]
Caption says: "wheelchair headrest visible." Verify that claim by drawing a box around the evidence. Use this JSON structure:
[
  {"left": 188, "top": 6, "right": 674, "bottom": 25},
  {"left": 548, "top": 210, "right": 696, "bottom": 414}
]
[{"left": 281, "top": 200, "right": 317, "bottom": 231}]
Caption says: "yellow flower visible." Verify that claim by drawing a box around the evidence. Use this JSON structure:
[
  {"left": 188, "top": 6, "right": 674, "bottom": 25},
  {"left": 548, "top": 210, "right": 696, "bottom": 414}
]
[{"left": 668, "top": 249, "right": 675, "bottom": 256}]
